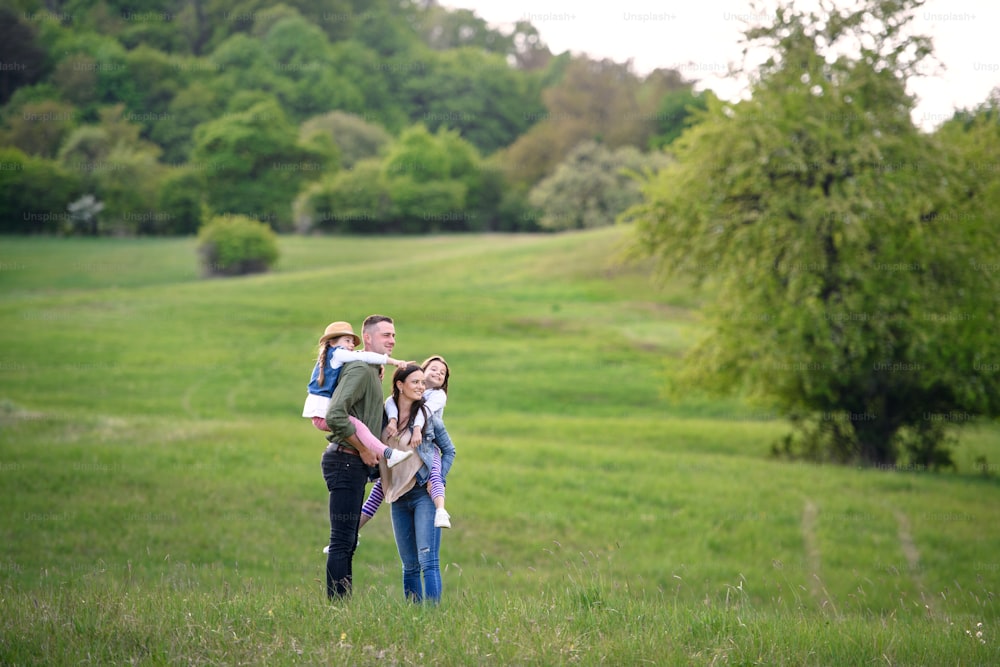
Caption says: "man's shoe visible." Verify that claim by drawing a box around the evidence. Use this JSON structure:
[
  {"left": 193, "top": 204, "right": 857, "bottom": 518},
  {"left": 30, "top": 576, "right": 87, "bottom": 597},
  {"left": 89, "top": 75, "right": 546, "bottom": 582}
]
[
  {"left": 434, "top": 508, "right": 451, "bottom": 529},
  {"left": 323, "top": 535, "right": 359, "bottom": 554},
  {"left": 386, "top": 448, "right": 414, "bottom": 469}
]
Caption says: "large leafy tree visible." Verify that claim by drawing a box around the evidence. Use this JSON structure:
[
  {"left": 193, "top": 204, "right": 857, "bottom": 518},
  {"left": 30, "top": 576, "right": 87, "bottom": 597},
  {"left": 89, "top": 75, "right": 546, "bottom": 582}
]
[
  {"left": 56, "top": 105, "right": 166, "bottom": 234},
  {"left": 501, "top": 57, "right": 680, "bottom": 187},
  {"left": 381, "top": 124, "right": 479, "bottom": 232},
  {"left": 627, "top": 0, "right": 1000, "bottom": 468},
  {"left": 190, "top": 98, "right": 333, "bottom": 229},
  {"left": 293, "top": 158, "right": 391, "bottom": 234},
  {"left": 399, "top": 47, "right": 545, "bottom": 155}
]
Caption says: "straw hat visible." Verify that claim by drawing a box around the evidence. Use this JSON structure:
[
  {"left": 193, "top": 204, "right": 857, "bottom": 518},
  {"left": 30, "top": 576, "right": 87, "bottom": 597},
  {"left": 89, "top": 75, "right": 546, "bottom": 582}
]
[{"left": 319, "top": 321, "right": 361, "bottom": 347}]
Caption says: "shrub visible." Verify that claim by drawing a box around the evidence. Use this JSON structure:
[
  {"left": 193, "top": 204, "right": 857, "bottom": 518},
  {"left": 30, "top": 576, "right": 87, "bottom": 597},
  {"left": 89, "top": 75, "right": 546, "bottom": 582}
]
[
  {"left": 0, "top": 147, "right": 81, "bottom": 233},
  {"left": 197, "top": 214, "right": 279, "bottom": 276}
]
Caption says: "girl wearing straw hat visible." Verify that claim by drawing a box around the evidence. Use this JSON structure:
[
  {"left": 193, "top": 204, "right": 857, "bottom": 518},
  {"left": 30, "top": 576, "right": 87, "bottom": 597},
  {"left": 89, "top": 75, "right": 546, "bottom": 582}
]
[{"left": 302, "top": 320, "right": 413, "bottom": 468}]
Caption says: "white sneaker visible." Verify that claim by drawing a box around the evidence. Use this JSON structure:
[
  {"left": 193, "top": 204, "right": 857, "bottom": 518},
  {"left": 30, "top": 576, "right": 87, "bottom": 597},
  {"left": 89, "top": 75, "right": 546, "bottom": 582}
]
[
  {"left": 434, "top": 508, "right": 451, "bottom": 529},
  {"left": 386, "top": 448, "right": 413, "bottom": 469},
  {"left": 323, "top": 535, "right": 359, "bottom": 554}
]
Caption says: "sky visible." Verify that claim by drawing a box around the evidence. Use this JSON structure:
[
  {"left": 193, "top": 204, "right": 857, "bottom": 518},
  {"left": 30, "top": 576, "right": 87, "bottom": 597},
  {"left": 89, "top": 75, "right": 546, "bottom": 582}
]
[{"left": 442, "top": 0, "right": 999, "bottom": 130}]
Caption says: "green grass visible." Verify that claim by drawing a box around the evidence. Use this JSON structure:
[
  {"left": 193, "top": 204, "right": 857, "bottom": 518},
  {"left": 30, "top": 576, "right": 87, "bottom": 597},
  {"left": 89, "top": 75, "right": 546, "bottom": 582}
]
[{"left": 1, "top": 228, "right": 998, "bottom": 665}]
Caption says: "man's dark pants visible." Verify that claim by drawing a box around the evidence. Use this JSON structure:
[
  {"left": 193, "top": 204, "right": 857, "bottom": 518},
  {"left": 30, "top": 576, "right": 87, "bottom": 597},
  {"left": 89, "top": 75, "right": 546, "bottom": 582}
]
[{"left": 321, "top": 445, "right": 371, "bottom": 598}]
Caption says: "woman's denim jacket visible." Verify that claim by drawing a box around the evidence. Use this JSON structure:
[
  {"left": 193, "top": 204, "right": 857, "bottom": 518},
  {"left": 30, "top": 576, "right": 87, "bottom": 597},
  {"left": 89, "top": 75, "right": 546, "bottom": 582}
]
[{"left": 414, "top": 415, "right": 456, "bottom": 487}]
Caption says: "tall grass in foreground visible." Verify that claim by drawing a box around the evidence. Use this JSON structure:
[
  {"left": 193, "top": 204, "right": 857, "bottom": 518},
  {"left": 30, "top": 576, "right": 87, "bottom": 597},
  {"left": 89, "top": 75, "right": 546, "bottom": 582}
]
[
  {"left": 1, "top": 230, "right": 999, "bottom": 664},
  {"left": 2, "top": 551, "right": 995, "bottom": 665}
]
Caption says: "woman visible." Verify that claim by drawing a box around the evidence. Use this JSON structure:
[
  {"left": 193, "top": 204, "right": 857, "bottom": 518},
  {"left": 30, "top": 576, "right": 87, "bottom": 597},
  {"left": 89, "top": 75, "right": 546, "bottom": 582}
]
[
  {"left": 359, "top": 353, "right": 454, "bottom": 531},
  {"left": 378, "top": 364, "right": 456, "bottom": 604}
]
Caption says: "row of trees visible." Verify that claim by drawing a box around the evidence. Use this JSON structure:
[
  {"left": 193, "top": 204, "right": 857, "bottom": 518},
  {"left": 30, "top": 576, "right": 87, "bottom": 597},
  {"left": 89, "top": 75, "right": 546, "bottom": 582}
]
[{"left": 0, "top": 0, "right": 697, "bottom": 234}]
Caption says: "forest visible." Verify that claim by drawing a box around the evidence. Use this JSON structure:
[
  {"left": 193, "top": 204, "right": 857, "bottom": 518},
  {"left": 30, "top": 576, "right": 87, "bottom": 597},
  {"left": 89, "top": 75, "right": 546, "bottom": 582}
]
[{"left": 0, "top": 0, "right": 700, "bottom": 235}]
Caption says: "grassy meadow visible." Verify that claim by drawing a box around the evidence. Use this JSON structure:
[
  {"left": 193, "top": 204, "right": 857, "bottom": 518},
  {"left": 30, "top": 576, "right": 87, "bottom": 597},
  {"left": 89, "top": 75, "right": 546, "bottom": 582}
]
[{"left": 1, "top": 227, "right": 998, "bottom": 665}]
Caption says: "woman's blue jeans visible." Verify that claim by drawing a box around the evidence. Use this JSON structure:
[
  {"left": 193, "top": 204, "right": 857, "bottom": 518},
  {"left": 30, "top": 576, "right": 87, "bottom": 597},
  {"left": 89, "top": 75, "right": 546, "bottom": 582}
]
[{"left": 390, "top": 484, "right": 442, "bottom": 603}]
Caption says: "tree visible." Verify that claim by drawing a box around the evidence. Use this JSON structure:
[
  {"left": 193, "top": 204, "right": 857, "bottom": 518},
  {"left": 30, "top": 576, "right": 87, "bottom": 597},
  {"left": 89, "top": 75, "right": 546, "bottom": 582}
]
[
  {"left": 151, "top": 81, "right": 225, "bottom": 164},
  {"left": 175, "top": 0, "right": 212, "bottom": 55},
  {"left": 500, "top": 56, "right": 647, "bottom": 187},
  {"left": 507, "top": 20, "right": 552, "bottom": 71},
  {"left": 299, "top": 110, "right": 390, "bottom": 169},
  {"left": 399, "top": 46, "right": 545, "bottom": 155},
  {"left": 412, "top": 6, "right": 551, "bottom": 68},
  {"left": 380, "top": 124, "right": 479, "bottom": 232},
  {"left": 0, "top": 100, "right": 78, "bottom": 158},
  {"left": 122, "top": 45, "right": 186, "bottom": 123},
  {"left": 626, "top": 0, "right": 1000, "bottom": 468},
  {"left": 260, "top": 14, "right": 364, "bottom": 119},
  {"left": 190, "top": 98, "right": 333, "bottom": 229},
  {"left": 0, "top": 8, "right": 49, "bottom": 105},
  {"left": 201, "top": 0, "right": 357, "bottom": 51},
  {"left": 415, "top": 7, "right": 506, "bottom": 52},
  {"left": 56, "top": 105, "right": 166, "bottom": 234},
  {"left": 529, "top": 140, "right": 669, "bottom": 230},
  {"left": 66, "top": 194, "right": 104, "bottom": 236},
  {"left": 293, "top": 158, "right": 391, "bottom": 234},
  {"left": 156, "top": 166, "right": 205, "bottom": 235},
  {"left": 0, "top": 147, "right": 81, "bottom": 234},
  {"left": 648, "top": 87, "right": 709, "bottom": 150},
  {"left": 294, "top": 124, "right": 489, "bottom": 233}
]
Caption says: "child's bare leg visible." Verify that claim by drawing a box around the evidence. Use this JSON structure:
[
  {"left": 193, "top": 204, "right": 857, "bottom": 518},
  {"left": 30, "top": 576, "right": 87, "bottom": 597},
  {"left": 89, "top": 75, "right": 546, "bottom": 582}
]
[
  {"left": 347, "top": 415, "right": 387, "bottom": 457},
  {"left": 348, "top": 416, "right": 413, "bottom": 468}
]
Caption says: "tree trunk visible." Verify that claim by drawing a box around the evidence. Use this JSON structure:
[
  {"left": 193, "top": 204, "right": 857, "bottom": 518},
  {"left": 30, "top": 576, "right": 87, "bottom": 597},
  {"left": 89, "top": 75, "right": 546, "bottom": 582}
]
[{"left": 854, "top": 420, "right": 898, "bottom": 467}]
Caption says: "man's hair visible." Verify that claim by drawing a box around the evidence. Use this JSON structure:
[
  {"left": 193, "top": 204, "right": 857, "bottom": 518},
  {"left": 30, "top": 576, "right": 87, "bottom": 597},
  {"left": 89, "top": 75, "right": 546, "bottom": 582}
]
[{"left": 362, "top": 314, "right": 393, "bottom": 334}]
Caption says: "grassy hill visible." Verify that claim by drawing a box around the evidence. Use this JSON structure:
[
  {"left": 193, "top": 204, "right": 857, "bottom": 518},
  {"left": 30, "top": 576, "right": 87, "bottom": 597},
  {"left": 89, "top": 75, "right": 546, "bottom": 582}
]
[{"left": 1, "top": 228, "right": 998, "bottom": 665}]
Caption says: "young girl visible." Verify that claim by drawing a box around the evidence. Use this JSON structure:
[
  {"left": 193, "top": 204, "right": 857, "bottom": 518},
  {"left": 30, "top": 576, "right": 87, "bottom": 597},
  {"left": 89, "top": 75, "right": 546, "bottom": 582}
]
[
  {"left": 360, "top": 355, "right": 453, "bottom": 529},
  {"left": 302, "top": 320, "right": 413, "bottom": 468}
]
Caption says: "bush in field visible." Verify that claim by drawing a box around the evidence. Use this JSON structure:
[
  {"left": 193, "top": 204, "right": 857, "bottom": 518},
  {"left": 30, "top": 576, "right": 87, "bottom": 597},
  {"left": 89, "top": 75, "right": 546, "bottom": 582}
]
[{"left": 197, "top": 214, "right": 279, "bottom": 277}]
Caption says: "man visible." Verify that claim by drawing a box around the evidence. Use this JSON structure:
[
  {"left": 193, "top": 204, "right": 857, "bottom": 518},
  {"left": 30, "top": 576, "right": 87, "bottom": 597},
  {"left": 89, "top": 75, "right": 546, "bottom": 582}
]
[{"left": 321, "top": 314, "right": 395, "bottom": 598}]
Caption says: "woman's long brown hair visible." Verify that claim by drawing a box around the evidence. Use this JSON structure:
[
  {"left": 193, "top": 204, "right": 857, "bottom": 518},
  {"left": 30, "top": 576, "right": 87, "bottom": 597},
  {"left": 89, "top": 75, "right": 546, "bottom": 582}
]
[{"left": 391, "top": 364, "right": 427, "bottom": 431}]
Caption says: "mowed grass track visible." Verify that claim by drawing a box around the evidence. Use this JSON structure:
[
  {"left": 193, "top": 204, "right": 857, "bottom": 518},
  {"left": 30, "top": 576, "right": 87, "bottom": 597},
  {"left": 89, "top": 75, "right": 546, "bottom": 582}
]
[{"left": 1, "top": 228, "right": 998, "bottom": 665}]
